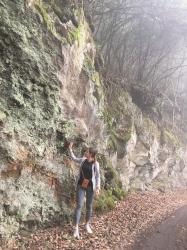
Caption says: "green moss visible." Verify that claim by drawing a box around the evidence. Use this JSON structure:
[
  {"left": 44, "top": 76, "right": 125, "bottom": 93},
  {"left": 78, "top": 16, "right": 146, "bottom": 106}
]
[
  {"left": 105, "top": 163, "right": 117, "bottom": 183},
  {"left": 123, "top": 132, "right": 131, "bottom": 143},
  {"left": 112, "top": 187, "right": 127, "bottom": 201},
  {"left": 108, "top": 132, "right": 119, "bottom": 151},
  {"left": 105, "top": 121, "right": 132, "bottom": 152},
  {"left": 94, "top": 187, "right": 127, "bottom": 214},
  {"left": 163, "top": 129, "right": 180, "bottom": 148},
  {"left": 92, "top": 72, "right": 104, "bottom": 102},
  {"left": 35, "top": 2, "right": 52, "bottom": 29},
  {"left": 34, "top": 1, "right": 67, "bottom": 44},
  {"left": 105, "top": 195, "right": 116, "bottom": 210},
  {"left": 94, "top": 193, "right": 106, "bottom": 213},
  {"left": 50, "top": 4, "right": 85, "bottom": 46},
  {"left": 101, "top": 108, "right": 114, "bottom": 128},
  {"left": 82, "top": 55, "right": 104, "bottom": 103},
  {"left": 104, "top": 161, "right": 123, "bottom": 190},
  {"left": 66, "top": 7, "right": 86, "bottom": 46},
  {"left": 94, "top": 72, "right": 100, "bottom": 85},
  {"left": 94, "top": 190, "right": 116, "bottom": 213},
  {"left": 101, "top": 91, "right": 132, "bottom": 152},
  {"left": 114, "top": 129, "right": 132, "bottom": 143},
  {"left": 83, "top": 55, "right": 95, "bottom": 75},
  {"left": 67, "top": 24, "right": 82, "bottom": 46}
]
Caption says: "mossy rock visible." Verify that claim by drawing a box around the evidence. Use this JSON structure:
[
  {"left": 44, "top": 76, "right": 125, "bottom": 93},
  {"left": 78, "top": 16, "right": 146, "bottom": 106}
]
[
  {"left": 104, "top": 161, "right": 123, "bottom": 189},
  {"left": 104, "top": 163, "right": 117, "bottom": 184},
  {"left": 135, "top": 117, "right": 160, "bottom": 139},
  {"left": 101, "top": 97, "right": 133, "bottom": 153},
  {"left": 82, "top": 55, "right": 105, "bottom": 104},
  {"left": 161, "top": 129, "right": 180, "bottom": 149},
  {"left": 83, "top": 55, "right": 96, "bottom": 81},
  {"left": 34, "top": 0, "right": 85, "bottom": 46},
  {"left": 107, "top": 128, "right": 132, "bottom": 154},
  {"left": 34, "top": 1, "right": 66, "bottom": 43},
  {"left": 94, "top": 187, "right": 127, "bottom": 214}
]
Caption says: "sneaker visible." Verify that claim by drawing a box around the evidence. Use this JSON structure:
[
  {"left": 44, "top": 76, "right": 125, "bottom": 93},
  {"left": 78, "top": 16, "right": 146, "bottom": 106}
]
[
  {"left": 85, "top": 223, "right": 93, "bottom": 234},
  {"left": 73, "top": 227, "right": 80, "bottom": 239}
]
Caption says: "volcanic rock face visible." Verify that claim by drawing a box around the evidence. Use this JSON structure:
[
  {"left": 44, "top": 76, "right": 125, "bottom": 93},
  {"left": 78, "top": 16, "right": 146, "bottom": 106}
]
[{"left": 0, "top": 0, "right": 186, "bottom": 238}]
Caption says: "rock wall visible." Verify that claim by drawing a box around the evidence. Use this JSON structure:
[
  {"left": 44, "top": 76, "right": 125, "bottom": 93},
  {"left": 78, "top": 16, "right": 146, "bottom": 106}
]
[
  {"left": 105, "top": 91, "right": 187, "bottom": 192},
  {"left": 0, "top": 0, "right": 186, "bottom": 238},
  {"left": 0, "top": 0, "right": 105, "bottom": 237}
]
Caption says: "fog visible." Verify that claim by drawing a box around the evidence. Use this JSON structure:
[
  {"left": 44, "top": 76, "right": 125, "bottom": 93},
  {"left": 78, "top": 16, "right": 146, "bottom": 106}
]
[{"left": 84, "top": 0, "right": 187, "bottom": 137}]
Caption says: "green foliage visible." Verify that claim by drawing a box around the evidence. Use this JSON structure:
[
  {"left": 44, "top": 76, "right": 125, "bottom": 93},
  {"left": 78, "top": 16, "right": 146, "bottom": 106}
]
[
  {"left": 102, "top": 108, "right": 114, "bottom": 129},
  {"left": 94, "top": 160, "right": 127, "bottom": 214},
  {"left": 94, "top": 193, "right": 107, "bottom": 213},
  {"left": 105, "top": 163, "right": 116, "bottom": 181},
  {"left": 104, "top": 162, "right": 123, "bottom": 189},
  {"left": 105, "top": 195, "right": 116, "bottom": 210},
  {"left": 107, "top": 131, "right": 118, "bottom": 152},
  {"left": 112, "top": 187, "right": 127, "bottom": 201},
  {"left": 94, "top": 190, "right": 116, "bottom": 213},
  {"left": 94, "top": 187, "right": 127, "bottom": 214}
]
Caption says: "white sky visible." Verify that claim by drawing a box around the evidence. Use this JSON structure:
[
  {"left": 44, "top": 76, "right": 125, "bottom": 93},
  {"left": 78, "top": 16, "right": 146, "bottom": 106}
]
[{"left": 181, "top": 0, "right": 187, "bottom": 7}]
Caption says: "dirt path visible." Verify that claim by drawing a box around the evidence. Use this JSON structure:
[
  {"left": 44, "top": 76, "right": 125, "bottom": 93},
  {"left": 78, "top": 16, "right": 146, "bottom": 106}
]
[
  {"left": 1, "top": 190, "right": 187, "bottom": 250},
  {"left": 133, "top": 205, "right": 187, "bottom": 250}
]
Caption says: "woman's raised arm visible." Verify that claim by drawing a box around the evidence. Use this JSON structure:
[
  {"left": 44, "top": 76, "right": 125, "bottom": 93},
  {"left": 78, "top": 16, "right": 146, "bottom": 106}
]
[{"left": 69, "top": 142, "right": 84, "bottom": 164}]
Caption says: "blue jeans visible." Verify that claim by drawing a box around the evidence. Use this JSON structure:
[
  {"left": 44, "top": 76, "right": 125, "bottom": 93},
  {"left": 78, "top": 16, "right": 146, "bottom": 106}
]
[{"left": 74, "top": 184, "right": 94, "bottom": 225}]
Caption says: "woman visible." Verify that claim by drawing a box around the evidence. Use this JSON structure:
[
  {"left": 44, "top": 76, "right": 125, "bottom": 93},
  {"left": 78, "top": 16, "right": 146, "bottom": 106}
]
[{"left": 69, "top": 142, "right": 100, "bottom": 239}]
